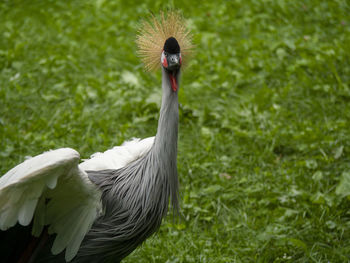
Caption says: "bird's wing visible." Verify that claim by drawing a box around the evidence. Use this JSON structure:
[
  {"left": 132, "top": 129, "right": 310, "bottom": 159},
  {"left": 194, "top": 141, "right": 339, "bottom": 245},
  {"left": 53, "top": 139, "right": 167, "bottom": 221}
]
[
  {"left": 79, "top": 136, "right": 154, "bottom": 171},
  {"left": 0, "top": 148, "right": 102, "bottom": 262}
]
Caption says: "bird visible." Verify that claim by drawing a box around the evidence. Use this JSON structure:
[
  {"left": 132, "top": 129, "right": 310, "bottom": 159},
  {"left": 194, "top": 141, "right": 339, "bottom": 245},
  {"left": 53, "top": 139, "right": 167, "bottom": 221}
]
[{"left": 0, "top": 11, "right": 193, "bottom": 263}]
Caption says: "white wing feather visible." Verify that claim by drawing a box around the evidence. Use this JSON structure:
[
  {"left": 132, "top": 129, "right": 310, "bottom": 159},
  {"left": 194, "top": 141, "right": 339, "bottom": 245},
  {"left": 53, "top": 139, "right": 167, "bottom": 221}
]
[
  {"left": 79, "top": 137, "right": 154, "bottom": 170},
  {"left": 0, "top": 148, "right": 102, "bottom": 262},
  {"left": 0, "top": 137, "right": 154, "bottom": 261}
]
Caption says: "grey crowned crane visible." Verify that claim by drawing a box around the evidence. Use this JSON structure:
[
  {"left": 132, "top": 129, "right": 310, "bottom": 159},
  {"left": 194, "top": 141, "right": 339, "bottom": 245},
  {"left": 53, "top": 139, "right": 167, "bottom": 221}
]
[{"left": 0, "top": 11, "right": 193, "bottom": 263}]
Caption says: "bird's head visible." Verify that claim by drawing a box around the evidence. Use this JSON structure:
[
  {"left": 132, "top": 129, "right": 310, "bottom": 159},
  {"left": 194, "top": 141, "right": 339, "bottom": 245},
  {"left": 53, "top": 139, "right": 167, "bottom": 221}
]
[
  {"left": 161, "top": 37, "right": 181, "bottom": 72},
  {"left": 136, "top": 11, "right": 193, "bottom": 92},
  {"left": 161, "top": 37, "right": 181, "bottom": 91}
]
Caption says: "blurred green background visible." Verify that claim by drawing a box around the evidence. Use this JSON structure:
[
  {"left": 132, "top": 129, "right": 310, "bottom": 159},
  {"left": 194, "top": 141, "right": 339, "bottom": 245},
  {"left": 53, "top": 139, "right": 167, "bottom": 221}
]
[{"left": 1, "top": 0, "right": 350, "bottom": 262}]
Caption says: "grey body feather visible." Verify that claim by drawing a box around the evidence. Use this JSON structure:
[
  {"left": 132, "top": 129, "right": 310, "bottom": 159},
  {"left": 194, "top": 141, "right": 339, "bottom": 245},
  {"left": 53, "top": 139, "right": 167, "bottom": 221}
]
[{"left": 71, "top": 68, "right": 181, "bottom": 263}]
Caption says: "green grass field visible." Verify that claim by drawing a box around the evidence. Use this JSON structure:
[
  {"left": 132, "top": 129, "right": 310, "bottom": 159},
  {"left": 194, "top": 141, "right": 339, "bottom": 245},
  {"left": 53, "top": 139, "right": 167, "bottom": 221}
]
[{"left": 1, "top": 0, "right": 350, "bottom": 262}]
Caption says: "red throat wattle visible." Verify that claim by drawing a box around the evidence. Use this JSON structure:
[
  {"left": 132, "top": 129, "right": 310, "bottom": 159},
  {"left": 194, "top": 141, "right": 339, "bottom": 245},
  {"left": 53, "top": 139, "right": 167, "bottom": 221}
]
[{"left": 169, "top": 73, "right": 177, "bottom": 92}]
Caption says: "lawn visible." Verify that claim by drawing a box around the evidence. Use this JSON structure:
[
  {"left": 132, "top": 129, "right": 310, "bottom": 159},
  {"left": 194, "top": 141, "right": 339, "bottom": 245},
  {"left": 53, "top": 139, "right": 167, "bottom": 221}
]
[{"left": 1, "top": 0, "right": 350, "bottom": 262}]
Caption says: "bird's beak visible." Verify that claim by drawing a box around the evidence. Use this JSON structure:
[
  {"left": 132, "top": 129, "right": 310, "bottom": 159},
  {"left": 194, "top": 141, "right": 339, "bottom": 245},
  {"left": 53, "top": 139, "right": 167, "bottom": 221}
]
[
  {"left": 166, "top": 54, "right": 181, "bottom": 71},
  {"left": 167, "top": 54, "right": 181, "bottom": 92}
]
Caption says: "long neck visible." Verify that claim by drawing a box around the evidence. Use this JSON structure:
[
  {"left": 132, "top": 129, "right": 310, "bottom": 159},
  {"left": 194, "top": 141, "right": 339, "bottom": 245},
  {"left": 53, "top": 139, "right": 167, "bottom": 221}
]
[
  {"left": 151, "top": 67, "right": 180, "bottom": 212},
  {"left": 153, "top": 67, "right": 180, "bottom": 158}
]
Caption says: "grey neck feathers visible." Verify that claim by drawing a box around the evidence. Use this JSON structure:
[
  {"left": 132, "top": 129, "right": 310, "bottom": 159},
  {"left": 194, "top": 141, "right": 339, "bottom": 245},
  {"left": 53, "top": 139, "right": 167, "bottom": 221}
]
[
  {"left": 153, "top": 68, "right": 179, "bottom": 160},
  {"left": 152, "top": 67, "right": 180, "bottom": 212}
]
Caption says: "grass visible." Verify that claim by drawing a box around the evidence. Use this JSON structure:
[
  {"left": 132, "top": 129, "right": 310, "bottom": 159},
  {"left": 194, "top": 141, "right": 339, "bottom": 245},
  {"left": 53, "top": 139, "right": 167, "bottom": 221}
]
[{"left": 1, "top": 0, "right": 350, "bottom": 262}]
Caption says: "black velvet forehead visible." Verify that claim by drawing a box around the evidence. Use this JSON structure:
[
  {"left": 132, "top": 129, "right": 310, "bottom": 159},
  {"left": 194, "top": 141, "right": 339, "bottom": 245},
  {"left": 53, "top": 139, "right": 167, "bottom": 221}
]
[{"left": 163, "top": 37, "right": 180, "bottom": 54}]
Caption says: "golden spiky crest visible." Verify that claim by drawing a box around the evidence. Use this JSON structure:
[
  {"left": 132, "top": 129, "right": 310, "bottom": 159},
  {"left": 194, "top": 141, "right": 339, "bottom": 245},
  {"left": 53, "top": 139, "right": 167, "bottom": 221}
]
[{"left": 136, "top": 11, "right": 193, "bottom": 71}]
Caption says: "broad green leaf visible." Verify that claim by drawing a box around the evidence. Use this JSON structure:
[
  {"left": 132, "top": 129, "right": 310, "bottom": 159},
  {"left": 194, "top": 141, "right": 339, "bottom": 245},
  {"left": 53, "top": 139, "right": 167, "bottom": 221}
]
[{"left": 336, "top": 172, "right": 350, "bottom": 197}]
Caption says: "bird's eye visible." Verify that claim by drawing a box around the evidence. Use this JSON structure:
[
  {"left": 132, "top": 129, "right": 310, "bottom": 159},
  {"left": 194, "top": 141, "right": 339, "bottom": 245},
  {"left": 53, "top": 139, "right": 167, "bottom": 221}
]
[{"left": 164, "top": 52, "right": 168, "bottom": 57}]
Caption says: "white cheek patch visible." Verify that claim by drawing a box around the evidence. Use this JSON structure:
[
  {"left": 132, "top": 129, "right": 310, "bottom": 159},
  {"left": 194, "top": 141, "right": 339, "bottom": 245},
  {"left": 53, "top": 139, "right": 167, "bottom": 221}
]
[{"left": 161, "top": 52, "right": 168, "bottom": 67}]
